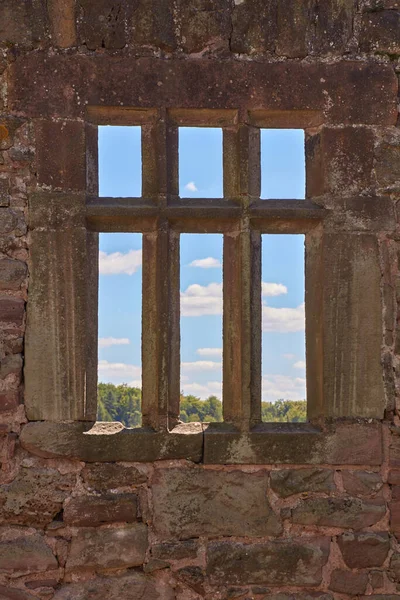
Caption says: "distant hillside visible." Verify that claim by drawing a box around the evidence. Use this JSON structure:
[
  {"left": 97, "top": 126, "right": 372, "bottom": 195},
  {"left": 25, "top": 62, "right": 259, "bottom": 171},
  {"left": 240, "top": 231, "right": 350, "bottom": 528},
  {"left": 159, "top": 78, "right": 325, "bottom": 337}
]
[{"left": 97, "top": 383, "right": 306, "bottom": 426}]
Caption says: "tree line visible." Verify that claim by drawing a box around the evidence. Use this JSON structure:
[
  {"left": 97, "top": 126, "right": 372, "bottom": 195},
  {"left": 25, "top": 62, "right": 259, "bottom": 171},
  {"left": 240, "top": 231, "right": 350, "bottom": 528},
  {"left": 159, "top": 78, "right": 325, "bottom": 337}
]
[{"left": 97, "top": 383, "right": 306, "bottom": 426}]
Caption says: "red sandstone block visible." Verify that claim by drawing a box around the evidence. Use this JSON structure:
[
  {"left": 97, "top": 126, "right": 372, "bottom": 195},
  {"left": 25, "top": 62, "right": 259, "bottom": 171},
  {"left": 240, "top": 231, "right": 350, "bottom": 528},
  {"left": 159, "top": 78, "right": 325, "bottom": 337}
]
[
  {"left": 131, "top": 0, "right": 176, "bottom": 51},
  {"left": 77, "top": 0, "right": 132, "bottom": 50},
  {"left": 337, "top": 532, "right": 390, "bottom": 568},
  {"left": 329, "top": 569, "right": 368, "bottom": 595},
  {"left": 0, "top": 259, "right": 27, "bottom": 291},
  {"left": 180, "top": 0, "right": 231, "bottom": 54},
  {"left": 0, "top": 296, "right": 24, "bottom": 325},
  {"left": 390, "top": 498, "right": 400, "bottom": 536},
  {"left": 0, "top": 391, "right": 20, "bottom": 412},
  {"left": 306, "top": 126, "right": 375, "bottom": 198},
  {"left": 0, "top": 0, "right": 48, "bottom": 48},
  {"left": 35, "top": 120, "right": 85, "bottom": 191},
  {"left": 63, "top": 494, "right": 139, "bottom": 526},
  {"left": 360, "top": 10, "right": 400, "bottom": 54},
  {"left": 8, "top": 54, "right": 397, "bottom": 126},
  {"left": 389, "top": 470, "right": 400, "bottom": 485}
]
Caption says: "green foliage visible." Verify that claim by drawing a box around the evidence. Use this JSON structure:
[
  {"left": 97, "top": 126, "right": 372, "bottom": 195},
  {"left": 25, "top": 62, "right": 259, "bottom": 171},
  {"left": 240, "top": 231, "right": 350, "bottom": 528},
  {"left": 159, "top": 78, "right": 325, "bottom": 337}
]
[
  {"left": 261, "top": 399, "right": 307, "bottom": 423},
  {"left": 97, "top": 383, "right": 306, "bottom": 426}
]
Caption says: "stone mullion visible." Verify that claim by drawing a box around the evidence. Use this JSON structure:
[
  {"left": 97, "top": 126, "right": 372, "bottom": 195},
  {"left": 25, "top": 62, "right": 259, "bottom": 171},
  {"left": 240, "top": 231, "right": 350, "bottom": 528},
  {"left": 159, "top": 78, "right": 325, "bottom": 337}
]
[
  {"left": 141, "top": 223, "right": 180, "bottom": 431},
  {"left": 142, "top": 111, "right": 178, "bottom": 204},
  {"left": 222, "top": 125, "right": 262, "bottom": 430},
  {"left": 141, "top": 112, "right": 180, "bottom": 431}
]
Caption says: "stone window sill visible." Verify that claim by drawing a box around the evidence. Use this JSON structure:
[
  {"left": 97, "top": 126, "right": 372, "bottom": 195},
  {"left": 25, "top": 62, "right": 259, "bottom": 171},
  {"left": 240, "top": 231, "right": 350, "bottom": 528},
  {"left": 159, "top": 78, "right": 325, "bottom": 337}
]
[{"left": 20, "top": 420, "right": 383, "bottom": 465}]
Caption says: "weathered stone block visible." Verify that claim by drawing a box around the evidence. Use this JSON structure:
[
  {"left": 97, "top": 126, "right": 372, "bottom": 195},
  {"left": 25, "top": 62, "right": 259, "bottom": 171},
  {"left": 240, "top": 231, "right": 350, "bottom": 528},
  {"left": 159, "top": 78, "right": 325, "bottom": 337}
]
[
  {"left": 318, "top": 234, "right": 385, "bottom": 419},
  {"left": 152, "top": 467, "right": 282, "bottom": 538},
  {"left": 360, "top": 10, "right": 400, "bottom": 54},
  {"left": 53, "top": 572, "right": 174, "bottom": 599},
  {"left": 66, "top": 524, "right": 148, "bottom": 571},
  {"left": 204, "top": 421, "right": 383, "bottom": 465},
  {"left": 152, "top": 539, "right": 199, "bottom": 561},
  {"left": 337, "top": 532, "right": 390, "bottom": 568},
  {"left": 20, "top": 421, "right": 203, "bottom": 462},
  {"left": 261, "top": 596, "right": 333, "bottom": 600},
  {"left": 0, "top": 585, "right": 37, "bottom": 600},
  {"left": 0, "top": 0, "right": 48, "bottom": 47},
  {"left": 270, "top": 469, "right": 335, "bottom": 497},
  {"left": 329, "top": 569, "right": 368, "bottom": 594},
  {"left": 231, "top": 0, "right": 278, "bottom": 54},
  {"left": 9, "top": 54, "right": 397, "bottom": 125},
  {"left": 0, "top": 391, "right": 20, "bottom": 412},
  {"left": 307, "top": 127, "right": 374, "bottom": 197},
  {"left": 0, "top": 259, "right": 27, "bottom": 291},
  {"left": 206, "top": 538, "right": 330, "bottom": 586},
  {"left": 292, "top": 497, "right": 386, "bottom": 529},
  {"left": 0, "top": 210, "right": 26, "bottom": 235},
  {"left": 0, "top": 535, "right": 57, "bottom": 573},
  {"left": 63, "top": 494, "right": 139, "bottom": 526},
  {"left": 275, "top": 0, "right": 312, "bottom": 58},
  {"left": 177, "top": 566, "right": 205, "bottom": 595},
  {"left": 48, "top": 0, "right": 76, "bottom": 48},
  {"left": 28, "top": 192, "right": 86, "bottom": 230},
  {"left": 35, "top": 121, "right": 85, "bottom": 191},
  {"left": 25, "top": 227, "right": 96, "bottom": 421},
  {"left": 342, "top": 470, "right": 383, "bottom": 496},
  {"left": 310, "top": 0, "right": 354, "bottom": 54},
  {"left": 0, "top": 354, "right": 22, "bottom": 379},
  {"left": 82, "top": 462, "right": 147, "bottom": 491},
  {"left": 390, "top": 552, "right": 400, "bottom": 581},
  {"left": 0, "top": 296, "right": 24, "bottom": 325},
  {"left": 0, "top": 118, "right": 25, "bottom": 151},
  {"left": 131, "top": 0, "right": 176, "bottom": 50},
  {"left": 375, "top": 128, "right": 400, "bottom": 189},
  {"left": 0, "top": 466, "right": 75, "bottom": 527},
  {"left": 0, "top": 179, "right": 9, "bottom": 207},
  {"left": 179, "top": 0, "right": 231, "bottom": 53},
  {"left": 77, "top": 0, "right": 132, "bottom": 49}
]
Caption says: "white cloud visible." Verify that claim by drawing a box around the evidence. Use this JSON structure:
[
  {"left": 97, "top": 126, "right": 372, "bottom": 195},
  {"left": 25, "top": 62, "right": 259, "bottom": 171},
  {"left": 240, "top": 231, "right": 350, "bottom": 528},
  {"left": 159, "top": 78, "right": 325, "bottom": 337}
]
[
  {"left": 182, "top": 380, "right": 222, "bottom": 400},
  {"left": 283, "top": 353, "right": 296, "bottom": 360},
  {"left": 189, "top": 257, "right": 221, "bottom": 269},
  {"left": 262, "top": 303, "right": 305, "bottom": 333},
  {"left": 99, "top": 249, "right": 142, "bottom": 275},
  {"left": 294, "top": 360, "right": 306, "bottom": 369},
  {"left": 181, "top": 361, "right": 222, "bottom": 372},
  {"left": 181, "top": 281, "right": 305, "bottom": 331},
  {"left": 98, "top": 360, "right": 141, "bottom": 384},
  {"left": 262, "top": 374, "right": 306, "bottom": 403},
  {"left": 262, "top": 282, "right": 288, "bottom": 297},
  {"left": 99, "top": 337, "right": 130, "bottom": 348},
  {"left": 185, "top": 181, "right": 198, "bottom": 192},
  {"left": 181, "top": 282, "right": 222, "bottom": 317},
  {"left": 197, "top": 347, "right": 222, "bottom": 358}
]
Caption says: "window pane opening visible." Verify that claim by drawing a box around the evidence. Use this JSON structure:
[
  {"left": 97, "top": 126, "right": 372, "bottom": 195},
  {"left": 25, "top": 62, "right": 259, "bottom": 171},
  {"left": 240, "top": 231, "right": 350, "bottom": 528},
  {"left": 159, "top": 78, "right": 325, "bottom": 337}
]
[
  {"left": 261, "top": 234, "right": 306, "bottom": 423},
  {"left": 260, "top": 129, "right": 305, "bottom": 200},
  {"left": 98, "top": 125, "right": 142, "bottom": 197},
  {"left": 180, "top": 233, "right": 223, "bottom": 423},
  {"left": 97, "top": 233, "right": 143, "bottom": 428},
  {"left": 179, "top": 127, "right": 223, "bottom": 198}
]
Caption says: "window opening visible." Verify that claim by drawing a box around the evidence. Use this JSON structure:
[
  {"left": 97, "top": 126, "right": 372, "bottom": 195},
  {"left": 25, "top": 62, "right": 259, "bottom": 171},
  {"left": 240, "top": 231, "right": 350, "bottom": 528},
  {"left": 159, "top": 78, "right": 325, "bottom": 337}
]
[
  {"left": 180, "top": 233, "right": 223, "bottom": 423},
  {"left": 261, "top": 234, "right": 306, "bottom": 422},
  {"left": 97, "top": 233, "right": 143, "bottom": 427},
  {"left": 179, "top": 127, "right": 223, "bottom": 198},
  {"left": 260, "top": 129, "right": 305, "bottom": 200},
  {"left": 98, "top": 125, "right": 142, "bottom": 197}
]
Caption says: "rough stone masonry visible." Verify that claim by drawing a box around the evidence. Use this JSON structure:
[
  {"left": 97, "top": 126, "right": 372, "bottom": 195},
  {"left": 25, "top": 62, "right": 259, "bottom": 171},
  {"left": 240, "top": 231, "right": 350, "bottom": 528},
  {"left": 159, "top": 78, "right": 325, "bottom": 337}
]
[{"left": 0, "top": 0, "right": 400, "bottom": 598}]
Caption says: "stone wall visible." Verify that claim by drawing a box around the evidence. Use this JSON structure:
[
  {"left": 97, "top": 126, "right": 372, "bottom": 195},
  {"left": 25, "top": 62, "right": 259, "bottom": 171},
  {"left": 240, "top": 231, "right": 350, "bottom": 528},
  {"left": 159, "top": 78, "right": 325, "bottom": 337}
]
[{"left": 0, "top": 0, "right": 400, "bottom": 598}]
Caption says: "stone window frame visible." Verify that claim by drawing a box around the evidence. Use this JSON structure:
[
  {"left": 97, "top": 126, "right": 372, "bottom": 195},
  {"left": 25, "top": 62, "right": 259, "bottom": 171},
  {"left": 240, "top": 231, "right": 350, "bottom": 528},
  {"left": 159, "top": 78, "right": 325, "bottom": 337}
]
[{"left": 21, "top": 105, "right": 385, "bottom": 465}]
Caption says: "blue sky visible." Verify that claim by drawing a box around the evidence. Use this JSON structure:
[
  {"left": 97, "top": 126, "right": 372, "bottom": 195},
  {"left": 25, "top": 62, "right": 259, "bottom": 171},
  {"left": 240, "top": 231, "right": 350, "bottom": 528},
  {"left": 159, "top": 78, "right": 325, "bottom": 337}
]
[{"left": 97, "top": 126, "right": 306, "bottom": 403}]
